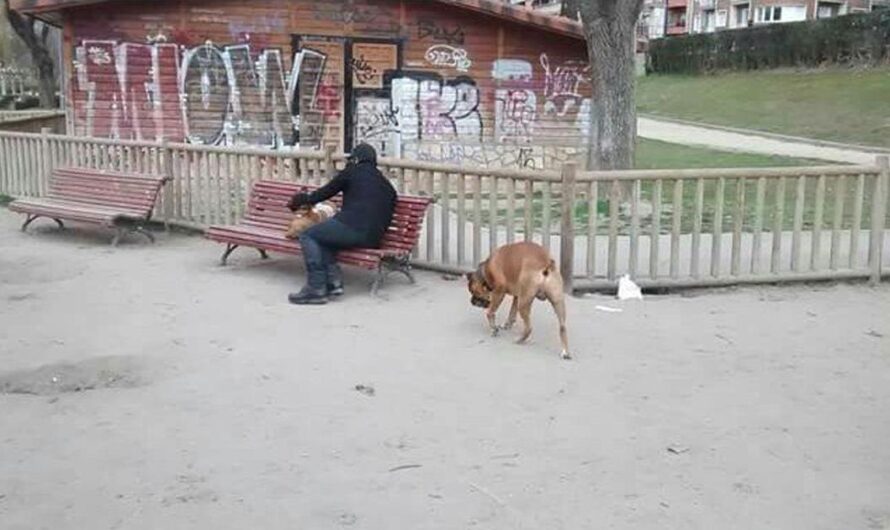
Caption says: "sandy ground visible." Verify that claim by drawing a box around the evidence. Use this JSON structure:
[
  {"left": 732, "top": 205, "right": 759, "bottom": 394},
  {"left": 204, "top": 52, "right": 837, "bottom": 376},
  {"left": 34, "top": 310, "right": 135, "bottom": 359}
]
[{"left": 1, "top": 208, "right": 889, "bottom": 530}]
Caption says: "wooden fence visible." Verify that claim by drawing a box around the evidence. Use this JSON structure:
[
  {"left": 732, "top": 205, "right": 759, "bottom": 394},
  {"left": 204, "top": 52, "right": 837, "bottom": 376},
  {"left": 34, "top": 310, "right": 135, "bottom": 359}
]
[{"left": 1, "top": 129, "right": 887, "bottom": 291}]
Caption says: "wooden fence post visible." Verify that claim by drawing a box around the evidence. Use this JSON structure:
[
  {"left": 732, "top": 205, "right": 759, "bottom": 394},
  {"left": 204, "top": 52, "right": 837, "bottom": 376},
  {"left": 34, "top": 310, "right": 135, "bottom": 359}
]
[
  {"left": 323, "top": 144, "right": 336, "bottom": 178},
  {"left": 560, "top": 162, "right": 577, "bottom": 294},
  {"left": 161, "top": 140, "right": 174, "bottom": 231},
  {"left": 39, "top": 127, "right": 51, "bottom": 196},
  {"left": 870, "top": 155, "right": 888, "bottom": 285}
]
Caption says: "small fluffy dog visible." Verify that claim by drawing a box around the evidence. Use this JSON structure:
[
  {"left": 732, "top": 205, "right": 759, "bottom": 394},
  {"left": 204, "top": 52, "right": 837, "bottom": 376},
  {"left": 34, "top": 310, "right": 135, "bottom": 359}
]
[
  {"left": 466, "top": 241, "right": 570, "bottom": 359},
  {"left": 284, "top": 201, "right": 338, "bottom": 239}
]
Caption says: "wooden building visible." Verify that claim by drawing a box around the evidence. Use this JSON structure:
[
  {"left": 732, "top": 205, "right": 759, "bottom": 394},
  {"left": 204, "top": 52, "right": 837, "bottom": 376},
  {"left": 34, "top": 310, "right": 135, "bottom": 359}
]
[{"left": 12, "top": 0, "right": 591, "bottom": 169}]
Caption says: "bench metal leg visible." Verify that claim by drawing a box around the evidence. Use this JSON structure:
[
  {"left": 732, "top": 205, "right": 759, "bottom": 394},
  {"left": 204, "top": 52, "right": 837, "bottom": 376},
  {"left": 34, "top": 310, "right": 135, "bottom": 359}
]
[
  {"left": 258, "top": 249, "right": 269, "bottom": 260},
  {"left": 370, "top": 256, "right": 415, "bottom": 295},
  {"left": 21, "top": 214, "right": 37, "bottom": 232},
  {"left": 111, "top": 227, "right": 124, "bottom": 247},
  {"left": 220, "top": 244, "right": 239, "bottom": 266},
  {"left": 21, "top": 215, "right": 63, "bottom": 232},
  {"left": 133, "top": 225, "right": 155, "bottom": 243},
  {"left": 111, "top": 225, "right": 154, "bottom": 247}
]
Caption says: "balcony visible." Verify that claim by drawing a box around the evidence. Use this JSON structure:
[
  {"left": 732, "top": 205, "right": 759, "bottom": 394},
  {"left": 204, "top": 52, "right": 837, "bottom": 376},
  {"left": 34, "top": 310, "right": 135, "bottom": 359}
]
[{"left": 666, "top": 24, "right": 688, "bottom": 35}]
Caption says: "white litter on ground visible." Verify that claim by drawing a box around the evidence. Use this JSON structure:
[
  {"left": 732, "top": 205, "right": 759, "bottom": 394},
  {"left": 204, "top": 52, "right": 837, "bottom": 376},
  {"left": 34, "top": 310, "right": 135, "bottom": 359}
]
[{"left": 617, "top": 275, "right": 643, "bottom": 300}]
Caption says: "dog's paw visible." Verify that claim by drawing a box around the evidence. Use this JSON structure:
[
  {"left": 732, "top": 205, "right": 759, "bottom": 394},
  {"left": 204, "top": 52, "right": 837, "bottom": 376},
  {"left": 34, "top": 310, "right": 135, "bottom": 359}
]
[
  {"left": 560, "top": 350, "right": 572, "bottom": 360},
  {"left": 490, "top": 327, "right": 501, "bottom": 337},
  {"left": 501, "top": 321, "right": 515, "bottom": 330}
]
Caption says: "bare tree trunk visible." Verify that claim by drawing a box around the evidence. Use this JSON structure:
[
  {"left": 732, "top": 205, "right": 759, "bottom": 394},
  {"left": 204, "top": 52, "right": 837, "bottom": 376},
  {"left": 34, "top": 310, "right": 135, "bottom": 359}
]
[
  {"left": 564, "top": 0, "right": 643, "bottom": 170},
  {"left": 585, "top": 15, "right": 637, "bottom": 170},
  {"left": 3, "top": 3, "right": 56, "bottom": 108}
]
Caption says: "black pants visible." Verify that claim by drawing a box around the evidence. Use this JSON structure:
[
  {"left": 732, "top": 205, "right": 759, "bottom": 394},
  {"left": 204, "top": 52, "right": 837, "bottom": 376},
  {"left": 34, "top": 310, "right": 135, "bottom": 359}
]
[{"left": 298, "top": 219, "right": 367, "bottom": 292}]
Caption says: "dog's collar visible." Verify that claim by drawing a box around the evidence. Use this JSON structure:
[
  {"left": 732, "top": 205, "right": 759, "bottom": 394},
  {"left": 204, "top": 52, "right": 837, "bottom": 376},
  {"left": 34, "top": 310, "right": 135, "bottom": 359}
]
[{"left": 475, "top": 263, "right": 493, "bottom": 290}]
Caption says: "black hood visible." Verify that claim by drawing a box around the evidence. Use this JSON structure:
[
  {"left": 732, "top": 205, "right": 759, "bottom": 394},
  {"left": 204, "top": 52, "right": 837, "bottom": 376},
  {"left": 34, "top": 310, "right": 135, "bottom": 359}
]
[{"left": 348, "top": 143, "right": 377, "bottom": 165}]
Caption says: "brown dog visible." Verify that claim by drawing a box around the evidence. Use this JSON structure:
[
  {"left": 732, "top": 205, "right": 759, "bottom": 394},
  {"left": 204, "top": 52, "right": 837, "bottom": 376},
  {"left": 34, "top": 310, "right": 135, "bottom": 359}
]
[
  {"left": 466, "top": 241, "right": 570, "bottom": 360},
  {"left": 284, "top": 201, "right": 338, "bottom": 239}
]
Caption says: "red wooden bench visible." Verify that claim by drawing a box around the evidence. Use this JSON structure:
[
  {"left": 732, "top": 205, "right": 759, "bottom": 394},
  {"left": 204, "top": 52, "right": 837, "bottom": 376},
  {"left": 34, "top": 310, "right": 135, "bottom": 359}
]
[
  {"left": 8, "top": 167, "right": 169, "bottom": 246},
  {"left": 205, "top": 180, "right": 434, "bottom": 294}
]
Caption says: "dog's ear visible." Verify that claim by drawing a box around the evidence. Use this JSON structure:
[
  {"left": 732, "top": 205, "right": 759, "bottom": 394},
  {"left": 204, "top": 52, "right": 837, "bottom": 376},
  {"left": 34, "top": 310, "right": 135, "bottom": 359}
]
[{"left": 465, "top": 272, "right": 473, "bottom": 282}]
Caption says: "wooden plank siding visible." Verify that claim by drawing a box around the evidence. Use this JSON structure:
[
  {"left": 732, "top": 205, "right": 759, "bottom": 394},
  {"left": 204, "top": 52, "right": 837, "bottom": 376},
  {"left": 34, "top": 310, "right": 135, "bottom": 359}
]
[{"left": 59, "top": 0, "right": 589, "bottom": 170}]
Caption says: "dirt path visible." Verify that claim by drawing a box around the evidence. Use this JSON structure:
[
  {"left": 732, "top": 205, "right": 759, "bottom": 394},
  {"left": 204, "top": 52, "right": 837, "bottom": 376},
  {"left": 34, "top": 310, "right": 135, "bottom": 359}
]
[
  {"left": 638, "top": 117, "right": 885, "bottom": 165},
  {"left": 1, "top": 209, "right": 889, "bottom": 530}
]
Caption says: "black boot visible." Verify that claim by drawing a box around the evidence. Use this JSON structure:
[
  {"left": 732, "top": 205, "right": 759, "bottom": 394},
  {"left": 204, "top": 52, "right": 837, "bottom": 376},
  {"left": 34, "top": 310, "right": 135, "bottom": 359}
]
[
  {"left": 288, "top": 286, "right": 328, "bottom": 305},
  {"left": 290, "top": 265, "right": 328, "bottom": 305},
  {"left": 326, "top": 264, "right": 344, "bottom": 297}
]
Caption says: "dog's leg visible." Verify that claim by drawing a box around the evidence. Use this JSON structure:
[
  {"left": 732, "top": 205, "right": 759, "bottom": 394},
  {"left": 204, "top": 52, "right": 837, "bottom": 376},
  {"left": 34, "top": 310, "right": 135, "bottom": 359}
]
[
  {"left": 486, "top": 291, "right": 507, "bottom": 336},
  {"left": 549, "top": 293, "right": 571, "bottom": 360},
  {"left": 503, "top": 296, "right": 519, "bottom": 330},
  {"left": 516, "top": 296, "right": 534, "bottom": 344}
]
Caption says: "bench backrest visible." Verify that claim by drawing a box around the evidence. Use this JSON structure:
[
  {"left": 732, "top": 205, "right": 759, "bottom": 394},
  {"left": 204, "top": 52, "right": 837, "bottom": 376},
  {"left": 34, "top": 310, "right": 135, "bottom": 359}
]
[
  {"left": 243, "top": 180, "right": 433, "bottom": 252},
  {"left": 48, "top": 167, "right": 168, "bottom": 217}
]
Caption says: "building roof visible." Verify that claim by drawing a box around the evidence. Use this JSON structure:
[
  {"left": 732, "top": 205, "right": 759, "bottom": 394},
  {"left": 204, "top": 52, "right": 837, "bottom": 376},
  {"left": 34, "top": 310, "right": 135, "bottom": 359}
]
[{"left": 9, "top": 0, "right": 585, "bottom": 40}]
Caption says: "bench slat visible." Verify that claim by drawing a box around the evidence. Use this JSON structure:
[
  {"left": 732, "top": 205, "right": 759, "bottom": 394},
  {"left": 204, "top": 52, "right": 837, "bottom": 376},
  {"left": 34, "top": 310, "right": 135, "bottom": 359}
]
[
  {"left": 9, "top": 167, "right": 168, "bottom": 235},
  {"left": 206, "top": 180, "right": 433, "bottom": 272}
]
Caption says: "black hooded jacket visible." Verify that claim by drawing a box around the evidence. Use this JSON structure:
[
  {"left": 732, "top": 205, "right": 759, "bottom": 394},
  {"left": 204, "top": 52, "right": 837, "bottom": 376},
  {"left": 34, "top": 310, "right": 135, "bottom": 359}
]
[{"left": 302, "top": 160, "right": 397, "bottom": 247}]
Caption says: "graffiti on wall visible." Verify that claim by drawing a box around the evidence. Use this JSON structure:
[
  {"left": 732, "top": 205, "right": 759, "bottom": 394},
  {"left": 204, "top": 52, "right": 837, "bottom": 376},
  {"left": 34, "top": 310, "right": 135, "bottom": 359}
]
[
  {"left": 492, "top": 59, "right": 537, "bottom": 144},
  {"left": 424, "top": 45, "right": 472, "bottom": 73},
  {"left": 416, "top": 19, "right": 465, "bottom": 46},
  {"left": 70, "top": 32, "right": 592, "bottom": 169},
  {"left": 540, "top": 53, "right": 590, "bottom": 117},
  {"left": 73, "top": 39, "right": 333, "bottom": 148}
]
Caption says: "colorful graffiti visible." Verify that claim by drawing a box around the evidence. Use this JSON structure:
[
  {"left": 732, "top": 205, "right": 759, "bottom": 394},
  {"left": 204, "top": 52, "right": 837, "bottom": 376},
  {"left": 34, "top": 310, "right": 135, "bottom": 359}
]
[
  {"left": 70, "top": 35, "right": 591, "bottom": 169},
  {"left": 492, "top": 59, "right": 537, "bottom": 144},
  {"left": 540, "top": 53, "right": 591, "bottom": 117},
  {"left": 73, "top": 39, "right": 330, "bottom": 148},
  {"left": 424, "top": 45, "right": 472, "bottom": 73}
]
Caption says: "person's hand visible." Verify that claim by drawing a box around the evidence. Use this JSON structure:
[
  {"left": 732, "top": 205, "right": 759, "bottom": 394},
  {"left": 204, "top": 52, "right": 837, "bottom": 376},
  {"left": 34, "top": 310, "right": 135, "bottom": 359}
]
[{"left": 288, "top": 192, "right": 311, "bottom": 212}]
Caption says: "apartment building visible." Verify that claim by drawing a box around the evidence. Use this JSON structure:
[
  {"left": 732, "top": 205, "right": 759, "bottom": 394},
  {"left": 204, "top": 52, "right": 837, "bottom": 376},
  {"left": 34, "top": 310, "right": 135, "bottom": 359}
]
[
  {"left": 509, "top": 0, "right": 889, "bottom": 36},
  {"left": 507, "top": 0, "right": 668, "bottom": 39}
]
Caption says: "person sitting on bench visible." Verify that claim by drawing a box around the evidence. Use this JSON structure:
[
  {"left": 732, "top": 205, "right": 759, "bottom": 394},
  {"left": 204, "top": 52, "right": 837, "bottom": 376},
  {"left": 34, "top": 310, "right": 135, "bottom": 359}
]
[{"left": 287, "top": 143, "right": 397, "bottom": 305}]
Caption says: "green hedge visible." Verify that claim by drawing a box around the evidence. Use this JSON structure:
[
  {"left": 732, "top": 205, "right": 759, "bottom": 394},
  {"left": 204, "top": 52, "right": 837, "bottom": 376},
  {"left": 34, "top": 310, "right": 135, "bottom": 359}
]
[{"left": 648, "top": 10, "right": 890, "bottom": 74}]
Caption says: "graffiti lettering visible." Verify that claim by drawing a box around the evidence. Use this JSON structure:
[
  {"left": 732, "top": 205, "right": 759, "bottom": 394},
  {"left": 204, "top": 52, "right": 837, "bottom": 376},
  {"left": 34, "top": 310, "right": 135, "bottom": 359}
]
[
  {"left": 74, "top": 39, "right": 330, "bottom": 148},
  {"left": 350, "top": 55, "right": 377, "bottom": 85},
  {"left": 492, "top": 59, "right": 536, "bottom": 143},
  {"left": 540, "top": 54, "right": 590, "bottom": 116},
  {"left": 354, "top": 97, "right": 400, "bottom": 157},
  {"left": 424, "top": 45, "right": 472, "bottom": 73},
  {"left": 417, "top": 19, "right": 465, "bottom": 45}
]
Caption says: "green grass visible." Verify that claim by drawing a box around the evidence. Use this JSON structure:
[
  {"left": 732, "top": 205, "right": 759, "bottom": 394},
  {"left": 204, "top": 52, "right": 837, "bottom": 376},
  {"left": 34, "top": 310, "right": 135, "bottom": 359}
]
[
  {"left": 637, "top": 68, "right": 890, "bottom": 148},
  {"left": 474, "top": 175, "right": 880, "bottom": 237},
  {"left": 0, "top": 194, "right": 13, "bottom": 206},
  {"left": 635, "top": 138, "right": 825, "bottom": 169},
  {"left": 470, "top": 139, "right": 847, "bottom": 234}
]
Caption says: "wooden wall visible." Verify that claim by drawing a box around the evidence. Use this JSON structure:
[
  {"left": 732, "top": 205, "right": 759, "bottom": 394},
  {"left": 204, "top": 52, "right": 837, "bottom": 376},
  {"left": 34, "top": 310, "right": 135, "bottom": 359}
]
[{"left": 63, "top": 0, "right": 590, "bottom": 169}]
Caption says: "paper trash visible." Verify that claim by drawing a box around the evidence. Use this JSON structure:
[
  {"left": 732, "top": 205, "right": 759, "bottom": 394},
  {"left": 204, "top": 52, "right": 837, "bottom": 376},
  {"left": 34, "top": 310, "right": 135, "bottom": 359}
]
[{"left": 617, "top": 275, "right": 643, "bottom": 300}]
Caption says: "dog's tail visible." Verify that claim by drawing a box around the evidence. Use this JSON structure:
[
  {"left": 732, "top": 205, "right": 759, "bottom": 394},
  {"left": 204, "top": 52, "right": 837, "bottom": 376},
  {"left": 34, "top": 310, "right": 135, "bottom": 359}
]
[
  {"left": 536, "top": 260, "right": 558, "bottom": 301},
  {"left": 543, "top": 259, "right": 556, "bottom": 277}
]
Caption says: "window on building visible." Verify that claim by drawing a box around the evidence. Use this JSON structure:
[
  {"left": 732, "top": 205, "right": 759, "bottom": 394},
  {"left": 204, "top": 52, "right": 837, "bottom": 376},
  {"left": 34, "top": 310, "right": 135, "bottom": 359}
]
[
  {"left": 716, "top": 9, "right": 728, "bottom": 27},
  {"left": 702, "top": 9, "right": 716, "bottom": 31},
  {"left": 756, "top": 6, "right": 789, "bottom": 23},
  {"left": 734, "top": 4, "right": 750, "bottom": 27},
  {"left": 817, "top": 2, "right": 841, "bottom": 18}
]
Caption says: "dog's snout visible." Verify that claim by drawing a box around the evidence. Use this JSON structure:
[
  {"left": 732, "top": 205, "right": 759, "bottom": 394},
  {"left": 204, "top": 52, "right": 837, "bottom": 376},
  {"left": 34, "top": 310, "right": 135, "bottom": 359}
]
[{"left": 471, "top": 296, "right": 490, "bottom": 308}]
